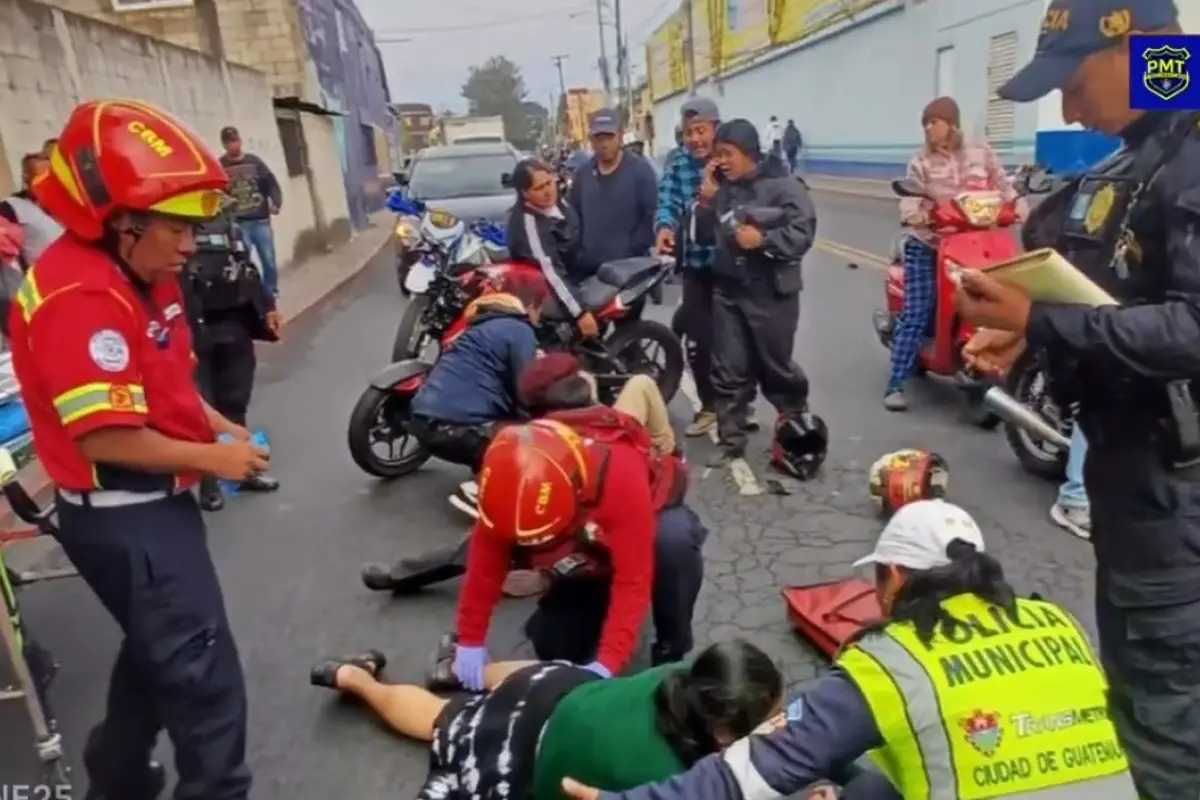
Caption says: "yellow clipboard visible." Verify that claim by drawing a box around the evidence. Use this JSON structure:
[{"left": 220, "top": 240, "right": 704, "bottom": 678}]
[{"left": 978, "top": 248, "right": 1117, "bottom": 306}]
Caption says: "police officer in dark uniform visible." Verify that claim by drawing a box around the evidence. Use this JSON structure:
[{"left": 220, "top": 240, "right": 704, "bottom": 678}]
[
  {"left": 185, "top": 201, "right": 282, "bottom": 511},
  {"left": 955, "top": 1, "right": 1200, "bottom": 796}
]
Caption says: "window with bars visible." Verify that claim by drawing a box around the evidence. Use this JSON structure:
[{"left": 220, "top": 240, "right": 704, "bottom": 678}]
[
  {"left": 276, "top": 117, "right": 306, "bottom": 178},
  {"left": 985, "top": 32, "right": 1018, "bottom": 148}
]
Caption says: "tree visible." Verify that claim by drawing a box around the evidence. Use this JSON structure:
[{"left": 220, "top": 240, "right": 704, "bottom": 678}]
[{"left": 461, "top": 56, "right": 544, "bottom": 150}]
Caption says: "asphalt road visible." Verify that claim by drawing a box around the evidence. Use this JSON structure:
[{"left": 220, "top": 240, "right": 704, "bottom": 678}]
[{"left": 1, "top": 190, "right": 1094, "bottom": 797}]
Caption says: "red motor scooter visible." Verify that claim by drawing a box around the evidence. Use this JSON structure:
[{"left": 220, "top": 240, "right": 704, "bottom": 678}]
[{"left": 871, "top": 179, "right": 1021, "bottom": 426}]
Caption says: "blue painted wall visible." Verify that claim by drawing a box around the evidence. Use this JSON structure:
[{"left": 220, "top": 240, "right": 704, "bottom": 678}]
[{"left": 296, "top": 0, "right": 393, "bottom": 229}]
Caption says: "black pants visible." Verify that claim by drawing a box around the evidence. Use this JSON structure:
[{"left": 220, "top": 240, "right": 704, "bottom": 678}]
[
  {"left": 679, "top": 270, "right": 716, "bottom": 410},
  {"left": 525, "top": 504, "right": 707, "bottom": 664},
  {"left": 55, "top": 492, "right": 250, "bottom": 800},
  {"left": 195, "top": 329, "right": 257, "bottom": 427},
  {"left": 711, "top": 280, "right": 808, "bottom": 453},
  {"left": 1082, "top": 426, "right": 1200, "bottom": 800},
  {"left": 408, "top": 419, "right": 497, "bottom": 473}
]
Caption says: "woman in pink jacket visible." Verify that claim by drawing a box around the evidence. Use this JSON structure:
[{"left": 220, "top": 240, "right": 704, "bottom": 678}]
[{"left": 884, "top": 96, "right": 1023, "bottom": 411}]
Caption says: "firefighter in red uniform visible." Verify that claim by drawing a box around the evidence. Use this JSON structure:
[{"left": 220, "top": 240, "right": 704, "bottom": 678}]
[{"left": 10, "top": 99, "right": 267, "bottom": 800}]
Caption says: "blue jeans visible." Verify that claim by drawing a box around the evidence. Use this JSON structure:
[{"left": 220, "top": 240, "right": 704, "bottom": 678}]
[
  {"left": 238, "top": 218, "right": 278, "bottom": 297},
  {"left": 1057, "top": 423, "right": 1088, "bottom": 508}
]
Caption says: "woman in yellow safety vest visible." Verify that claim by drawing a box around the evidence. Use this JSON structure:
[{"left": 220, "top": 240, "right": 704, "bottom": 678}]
[{"left": 562, "top": 499, "right": 1137, "bottom": 800}]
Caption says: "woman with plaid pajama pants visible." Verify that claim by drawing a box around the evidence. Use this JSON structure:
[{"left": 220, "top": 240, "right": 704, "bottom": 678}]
[{"left": 883, "top": 96, "right": 1024, "bottom": 411}]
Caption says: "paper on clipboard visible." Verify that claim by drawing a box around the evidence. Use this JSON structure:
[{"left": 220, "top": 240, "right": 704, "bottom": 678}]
[{"left": 978, "top": 248, "right": 1117, "bottom": 306}]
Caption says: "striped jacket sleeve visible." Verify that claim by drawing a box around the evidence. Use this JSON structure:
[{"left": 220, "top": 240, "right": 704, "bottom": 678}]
[{"left": 522, "top": 211, "right": 583, "bottom": 318}]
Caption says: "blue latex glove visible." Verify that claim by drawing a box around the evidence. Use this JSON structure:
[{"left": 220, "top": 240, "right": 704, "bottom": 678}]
[
  {"left": 583, "top": 661, "right": 612, "bottom": 678},
  {"left": 453, "top": 645, "right": 489, "bottom": 691}
]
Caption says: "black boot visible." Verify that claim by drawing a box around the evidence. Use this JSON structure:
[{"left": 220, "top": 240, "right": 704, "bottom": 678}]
[
  {"left": 240, "top": 472, "right": 280, "bottom": 492},
  {"left": 83, "top": 725, "right": 166, "bottom": 800},
  {"left": 199, "top": 476, "right": 224, "bottom": 511},
  {"left": 360, "top": 536, "right": 470, "bottom": 594}
]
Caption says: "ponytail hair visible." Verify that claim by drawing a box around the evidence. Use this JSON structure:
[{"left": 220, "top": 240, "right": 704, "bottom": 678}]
[
  {"left": 654, "top": 640, "right": 783, "bottom": 766},
  {"left": 851, "top": 538, "right": 1017, "bottom": 648}
]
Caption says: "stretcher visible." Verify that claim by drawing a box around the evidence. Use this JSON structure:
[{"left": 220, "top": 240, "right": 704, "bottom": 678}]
[
  {"left": 0, "top": 445, "right": 73, "bottom": 786},
  {"left": 783, "top": 578, "right": 882, "bottom": 659}
]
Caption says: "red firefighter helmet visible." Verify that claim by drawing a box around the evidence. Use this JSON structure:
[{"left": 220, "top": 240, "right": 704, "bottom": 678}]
[
  {"left": 33, "top": 98, "right": 228, "bottom": 241},
  {"left": 476, "top": 419, "right": 603, "bottom": 548}
]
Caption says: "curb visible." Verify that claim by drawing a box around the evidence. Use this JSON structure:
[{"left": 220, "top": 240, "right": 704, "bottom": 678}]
[
  {"left": 0, "top": 228, "right": 393, "bottom": 535},
  {"left": 806, "top": 177, "right": 894, "bottom": 200}
]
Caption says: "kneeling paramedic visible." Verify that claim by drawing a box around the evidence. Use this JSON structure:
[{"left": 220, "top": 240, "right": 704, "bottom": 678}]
[
  {"left": 446, "top": 417, "right": 661, "bottom": 690},
  {"left": 184, "top": 199, "right": 282, "bottom": 511},
  {"left": 562, "top": 500, "right": 1135, "bottom": 800},
  {"left": 517, "top": 353, "right": 704, "bottom": 665},
  {"left": 693, "top": 119, "right": 815, "bottom": 467},
  {"left": 10, "top": 99, "right": 267, "bottom": 800}
]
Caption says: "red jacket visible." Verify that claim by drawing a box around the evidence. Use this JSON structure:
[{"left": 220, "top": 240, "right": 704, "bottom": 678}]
[{"left": 456, "top": 436, "right": 656, "bottom": 675}]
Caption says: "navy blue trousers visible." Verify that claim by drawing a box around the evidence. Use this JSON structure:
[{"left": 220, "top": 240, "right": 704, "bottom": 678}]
[{"left": 55, "top": 492, "right": 251, "bottom": 800}]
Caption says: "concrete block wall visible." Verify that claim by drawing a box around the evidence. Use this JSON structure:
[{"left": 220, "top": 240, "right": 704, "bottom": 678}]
[
  {"left": 0, "top": 0, "right": 326, "bottom": 268},
  {"left": 42, "top": 0, "right": 203, "bottom": 51}
]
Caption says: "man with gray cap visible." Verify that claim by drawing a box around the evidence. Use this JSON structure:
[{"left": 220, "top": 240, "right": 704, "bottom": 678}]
[
  {"left": 656, "top": 97, "right": 729, "bottom": 437},
  {"left": 569, "top": 108, "right": 658, "bottom": 278},
  {"left": 954, "top": 1, "right": 1200, "bottom": 795}
]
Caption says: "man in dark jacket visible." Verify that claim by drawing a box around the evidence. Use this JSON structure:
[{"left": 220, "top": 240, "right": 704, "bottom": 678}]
[
  {"left": 407, "top": 273, "right": 547, "bottom": 501},
  {"left": 782, "top": 120, "right": 802, "bottom": 173},
  {"left": 694, "top": 119, "right": 816, "bottom": 466},
  {"left": 569, "top": 108, "right": 658, "bottom": 271},
  {"left": 220, "top": 126, "right": 283, "bottom": 298}
]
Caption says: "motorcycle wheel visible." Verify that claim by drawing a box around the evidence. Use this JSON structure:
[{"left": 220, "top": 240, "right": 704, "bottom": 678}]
[
  {"left": 347, "top": 387, "right": 431, "bottom": 479},
  {"left": 605, "top": 319, "right": 685, "bottom": 403},
  {"left": 392, "top": 296, "right": 431, "bottom": 363},
  {"left": 1003, "top": 352, "right": 1068, "bottom": 482}
]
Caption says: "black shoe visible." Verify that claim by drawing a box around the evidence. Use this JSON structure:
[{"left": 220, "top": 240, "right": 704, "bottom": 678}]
[
  {"left": 425, "top": 632, "right": 461, "bottom": 691},
  {"left": 199, "top": 476, "right": 224, "bottom": 512},
  {"left": 240, "top": 473, "right": 280, "bottom": 492},
  {"left": 310, "top": 649, "right": 388, "bottom": 689},
  {"left": 706, "top": 448, "right": 742, "bottom": 468},
  {"left": 82, "top": 760, "right": 166, "bottom": 800},
  {"left": 361, "top": 545, "right": 468, "bottom": 594}
]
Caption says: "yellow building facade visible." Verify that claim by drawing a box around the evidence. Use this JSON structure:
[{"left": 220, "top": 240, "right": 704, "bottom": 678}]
[
  {"left": 563, "top": 87, "right": 606, "bottom": 144},
  {"left": 646, "top": 0, "right": 890, "bottom": 102}
]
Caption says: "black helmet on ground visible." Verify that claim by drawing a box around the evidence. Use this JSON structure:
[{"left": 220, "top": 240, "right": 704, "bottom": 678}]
[{"left": 770, "top": 412, "right": 828, "bottom": 481}]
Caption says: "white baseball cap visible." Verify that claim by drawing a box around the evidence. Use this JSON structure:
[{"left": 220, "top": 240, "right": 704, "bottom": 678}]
[{"left": 852, "top": 499, "right": 985, "bottom": 571}]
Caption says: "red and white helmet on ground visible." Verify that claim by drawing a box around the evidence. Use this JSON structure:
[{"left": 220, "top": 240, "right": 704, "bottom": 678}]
[
  {"left": 33, "top": 98, "right": 228, "bottom": 241},
  {"left": 868, "top": 449, "right": 949, "bottom": 517}
]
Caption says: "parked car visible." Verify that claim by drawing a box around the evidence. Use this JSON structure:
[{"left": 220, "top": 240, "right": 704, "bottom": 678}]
[{"left": 395, "top": 143, "right": 520, "bottom": 223}]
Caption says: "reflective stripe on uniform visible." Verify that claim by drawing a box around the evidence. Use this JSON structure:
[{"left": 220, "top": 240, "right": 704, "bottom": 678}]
[
  {"left": 838, "top": 595, "right": 1138, "bottom": 799},
  {"left": 15, "top": 272, "right": 43, "bottom": 322},
  {"left": 53, "top": 382, "right": 147, "bottom": 425}
]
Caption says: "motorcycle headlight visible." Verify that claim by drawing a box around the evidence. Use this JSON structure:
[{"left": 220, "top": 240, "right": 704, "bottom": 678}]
[
  {"left": 953, "top": 192, "right": 1003, "bottom": 227},
  {"left": 395, "top": 218, "right": 422, "bottom": 249}
]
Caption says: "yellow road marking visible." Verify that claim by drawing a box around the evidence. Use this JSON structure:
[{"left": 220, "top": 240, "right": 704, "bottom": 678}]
[{"left": 814, "top": 238, "right": 889, "bottom": 267}]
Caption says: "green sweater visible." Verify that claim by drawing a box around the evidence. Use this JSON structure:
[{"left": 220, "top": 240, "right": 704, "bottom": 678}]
[{"left": 531, "top": 665, "right": 685, "bottom": 799}]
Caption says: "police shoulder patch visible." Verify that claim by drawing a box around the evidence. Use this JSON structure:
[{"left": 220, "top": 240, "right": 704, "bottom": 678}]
[{"left": 88, "top": 329, "right": 130, "bottom": 372}]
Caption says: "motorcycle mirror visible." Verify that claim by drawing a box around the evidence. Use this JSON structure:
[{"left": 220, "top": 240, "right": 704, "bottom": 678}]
[
  {"left": 1022, "top": 165, "right": 1055, "bottom": 195},
  {"left": 890, "top": 178, "right": 927, "bottom": 198},
  {"left": 500, "top": 172, "right": 513, "bottom": 188}
]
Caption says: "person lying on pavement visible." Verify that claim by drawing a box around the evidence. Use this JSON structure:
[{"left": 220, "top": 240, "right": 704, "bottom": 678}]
[
  {"left": 309, "top": 640, "right": 783, "bottom": 800},
  {"left": 560, "top": 500, "right": 1134, "bottom": 800},
  {"left": 517, "top": 352, "right": 705, "bottom": 665}
]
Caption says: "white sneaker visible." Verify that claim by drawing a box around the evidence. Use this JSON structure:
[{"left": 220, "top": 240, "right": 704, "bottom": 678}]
[
  {"left": 459, "top": 480, "right": 479, "bottom": 502},
  {"left": 448, "top": 493, "right": 479, "bottom": 519},
  {"left": 1049, "top": 503, "right": 1090, "bottom": 540}
]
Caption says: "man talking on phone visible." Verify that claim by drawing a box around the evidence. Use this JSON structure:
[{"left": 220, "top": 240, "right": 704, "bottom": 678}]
[{"left": 655, "top": 98, "right": 726, "bottom": 438}]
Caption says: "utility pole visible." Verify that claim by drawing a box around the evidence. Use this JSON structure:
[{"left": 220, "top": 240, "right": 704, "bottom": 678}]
[
  {"left": 552, "top": 55, "right": 569, "bottom": 145},
  {"left": 683, "top": 0, "right": 696, "bottom": 94},
  {"left": 613, "top": 0, "right": 625, "bottom": 116},
  {"left": 595, "top": 0, "right": 612, "bottom": 101}
]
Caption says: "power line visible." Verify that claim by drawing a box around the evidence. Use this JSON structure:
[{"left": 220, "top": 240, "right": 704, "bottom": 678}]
[{"left": 375, "top": 3, "right": 591, "bottom": 37}]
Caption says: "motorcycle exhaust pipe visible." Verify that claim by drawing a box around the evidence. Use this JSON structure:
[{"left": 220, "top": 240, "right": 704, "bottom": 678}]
[{"left": 983, "top": 387, "right": 1071, "bottom": 450}]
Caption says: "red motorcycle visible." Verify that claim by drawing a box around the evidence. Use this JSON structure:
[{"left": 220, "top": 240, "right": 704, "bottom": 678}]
[
  {"left": 871, "top": 179, "right": 1020, "bottom": 425},
  {"left": 347, "top": 256, "right": 682, "bottom": 478}
]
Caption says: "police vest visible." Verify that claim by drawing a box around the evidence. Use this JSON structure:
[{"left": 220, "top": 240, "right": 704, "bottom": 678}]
[
  {"left": 3, "top": 195, "right": 63, "bottom": 265},
  {"left": 836, "top": 594, "right": 1136, "bottom": 799}
]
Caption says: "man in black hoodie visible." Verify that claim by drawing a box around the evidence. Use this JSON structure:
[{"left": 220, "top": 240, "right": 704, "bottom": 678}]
[{"left": 694, "top": 119, "right": 816, "bottom": 466}]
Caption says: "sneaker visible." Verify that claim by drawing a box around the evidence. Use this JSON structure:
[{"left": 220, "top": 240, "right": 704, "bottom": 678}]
[
  {"left": 882, "top": 390, "right": 908, "bottom": 411},
  {"left": 1050, "top": 503, "right": 1091, "bottom": 540},
  {"left": 448, "top": 493, "right": 479, "bottom": 519},
  {"left": 686, "top": 410, "right": 717, "bottom": 437},
  {"left": 459, "top": 480, "right": 478, "bottom": 502}
]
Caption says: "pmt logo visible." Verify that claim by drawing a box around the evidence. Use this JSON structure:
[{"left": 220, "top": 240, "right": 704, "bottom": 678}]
[{"left": 1010, "top": 706, "right": 1107, "bottom": 738}]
